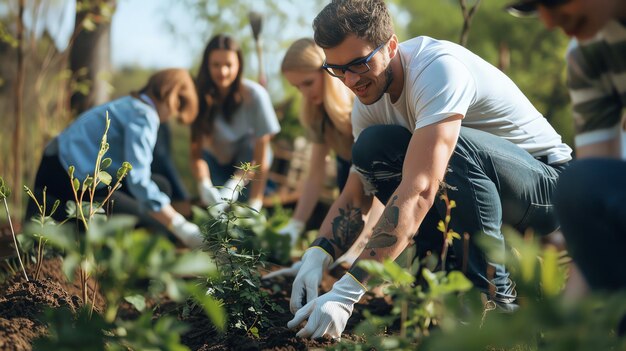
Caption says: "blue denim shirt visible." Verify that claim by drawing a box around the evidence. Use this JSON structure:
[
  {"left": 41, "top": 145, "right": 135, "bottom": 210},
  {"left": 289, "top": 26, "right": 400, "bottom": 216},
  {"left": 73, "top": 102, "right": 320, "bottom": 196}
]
[{"left": 56, "top": 96, "right": 170, "bottom": 212}]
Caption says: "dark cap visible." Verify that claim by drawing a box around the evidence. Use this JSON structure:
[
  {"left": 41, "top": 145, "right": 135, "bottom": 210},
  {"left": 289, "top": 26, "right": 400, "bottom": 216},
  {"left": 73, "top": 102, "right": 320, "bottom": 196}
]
[
  {"left": 505, "top": 0, "right": 571, "bottom": 17},
  {"left": 505, "top": 0, "right": 540, "bottom": 17}
]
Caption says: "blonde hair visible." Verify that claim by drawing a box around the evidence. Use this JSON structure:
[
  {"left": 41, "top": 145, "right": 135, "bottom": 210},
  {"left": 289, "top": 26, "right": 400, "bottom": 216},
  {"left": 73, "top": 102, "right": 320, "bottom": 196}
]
[
  {"left": 281, "top": 38, "right": 353, "bottom": 137},
  {"left": 136, "top": 68, "right": 199, "bottom": 125}
]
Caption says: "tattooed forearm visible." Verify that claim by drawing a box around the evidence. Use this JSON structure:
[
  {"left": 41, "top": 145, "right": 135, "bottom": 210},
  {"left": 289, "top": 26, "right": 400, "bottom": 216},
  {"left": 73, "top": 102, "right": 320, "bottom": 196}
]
[
  {"left": 330, "top": 204, "right": 365, "bottom": 252},
  {"left": 365, "top": 195, "right": 400, "bottom": 257}
]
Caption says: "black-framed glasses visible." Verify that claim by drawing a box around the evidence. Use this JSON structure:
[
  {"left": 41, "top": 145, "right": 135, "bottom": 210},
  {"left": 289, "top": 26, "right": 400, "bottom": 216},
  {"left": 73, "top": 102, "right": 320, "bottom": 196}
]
[
  {"left": 321, "top": 42, "right": 386, "bottom": 79},
  {"left": 505, "top": 0, "right": 572, "bottom": 17}
]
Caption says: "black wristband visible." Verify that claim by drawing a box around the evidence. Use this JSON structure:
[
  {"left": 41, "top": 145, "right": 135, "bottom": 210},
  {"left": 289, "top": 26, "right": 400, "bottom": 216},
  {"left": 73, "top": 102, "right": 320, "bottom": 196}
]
[
  {"left": 348, "top": 260, "right": 370, "bottom": 285},
  {"left": 310, "top": 237, "right": 336, "bottom": 260}
]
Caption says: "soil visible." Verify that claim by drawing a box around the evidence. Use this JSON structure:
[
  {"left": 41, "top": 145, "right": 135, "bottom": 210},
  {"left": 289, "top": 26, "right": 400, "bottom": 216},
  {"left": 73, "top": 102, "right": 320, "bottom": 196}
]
[{"left": 0, "top": 250, "right": 390, "bottom": 351}]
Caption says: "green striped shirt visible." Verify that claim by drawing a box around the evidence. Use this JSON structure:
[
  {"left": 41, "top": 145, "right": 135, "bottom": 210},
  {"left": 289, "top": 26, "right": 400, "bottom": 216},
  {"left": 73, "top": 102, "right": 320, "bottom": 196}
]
[{"left": 566, "top": 20, "right": 626, "bottom": 147}]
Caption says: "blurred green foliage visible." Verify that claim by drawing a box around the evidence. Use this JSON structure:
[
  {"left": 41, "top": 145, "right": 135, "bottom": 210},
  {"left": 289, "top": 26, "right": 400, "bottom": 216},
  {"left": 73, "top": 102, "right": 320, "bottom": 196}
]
[{"left": 398, "top": 0, "right": 574, "bottom": 146}]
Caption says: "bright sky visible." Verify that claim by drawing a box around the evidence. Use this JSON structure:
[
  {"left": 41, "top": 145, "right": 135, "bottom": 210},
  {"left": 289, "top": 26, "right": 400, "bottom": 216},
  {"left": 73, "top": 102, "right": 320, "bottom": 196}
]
[{"left": 111, "top": 0, "right": 203, "bottom": 69}]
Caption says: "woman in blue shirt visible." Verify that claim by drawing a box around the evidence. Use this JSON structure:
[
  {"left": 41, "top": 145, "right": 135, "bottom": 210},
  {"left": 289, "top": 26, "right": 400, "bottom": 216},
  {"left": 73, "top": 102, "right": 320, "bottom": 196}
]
[
  {"left": 191, "top": 34, "right": 281, "bottom": 212},
  {"left": 26, "top": 68, "right": 204, "bottom": 248}
]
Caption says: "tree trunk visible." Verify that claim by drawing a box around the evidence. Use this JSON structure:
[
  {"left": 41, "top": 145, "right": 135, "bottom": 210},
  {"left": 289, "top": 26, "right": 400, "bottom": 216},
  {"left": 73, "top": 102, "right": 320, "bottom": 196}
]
[
  {"left": 11, "top": 0, "right": 26, "bottom": 218},
  {"left": 69, "top": 1, "right": 114, "bottom": 114}
]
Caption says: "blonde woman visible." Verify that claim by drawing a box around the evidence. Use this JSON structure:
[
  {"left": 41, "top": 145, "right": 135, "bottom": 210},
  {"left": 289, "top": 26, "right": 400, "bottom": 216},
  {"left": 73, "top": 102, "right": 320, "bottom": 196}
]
[{"left": 279, "top": 38, "right": 384, "bottom": 249}]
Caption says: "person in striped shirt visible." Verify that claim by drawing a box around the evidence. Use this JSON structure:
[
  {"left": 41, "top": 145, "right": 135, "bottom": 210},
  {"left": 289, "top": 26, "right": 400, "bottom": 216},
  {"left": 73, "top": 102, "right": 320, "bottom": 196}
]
[{"left": 508, "top": 0, "right": 626, "bottom": 291}]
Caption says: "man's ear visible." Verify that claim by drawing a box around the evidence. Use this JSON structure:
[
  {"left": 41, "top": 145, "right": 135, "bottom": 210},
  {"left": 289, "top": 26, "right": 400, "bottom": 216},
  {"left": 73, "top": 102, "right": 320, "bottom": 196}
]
[{"left": 387, "top": 34, "right": 399, "bottom": 59}]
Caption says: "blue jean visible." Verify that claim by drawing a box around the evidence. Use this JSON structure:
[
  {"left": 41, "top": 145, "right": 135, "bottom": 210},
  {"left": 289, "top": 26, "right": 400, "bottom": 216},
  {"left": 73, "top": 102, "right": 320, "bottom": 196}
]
[
  {"left": 554, "top": 158, "right": 626, "bottom": 290},
  {"left": 352, "top": 125, "right": 568, "bottom": 299}
]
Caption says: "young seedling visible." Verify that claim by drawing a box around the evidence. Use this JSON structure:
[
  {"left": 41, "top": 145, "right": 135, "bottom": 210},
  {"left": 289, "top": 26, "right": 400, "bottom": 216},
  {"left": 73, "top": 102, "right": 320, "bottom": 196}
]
[
  {"left": 62, "top": 112, "right": 131, "bottom": 307},
  {"left": 202, "top": 162, "right": 285, "bottom": 337},
  {"left": 437, "top": 190, "right": 462, "bottom": 271},
  {"left": 23, "top": 185, "right": 61, "bottom": 280},
  {"left": 0, "top": 176, "right": 29, "bottom": 281}
]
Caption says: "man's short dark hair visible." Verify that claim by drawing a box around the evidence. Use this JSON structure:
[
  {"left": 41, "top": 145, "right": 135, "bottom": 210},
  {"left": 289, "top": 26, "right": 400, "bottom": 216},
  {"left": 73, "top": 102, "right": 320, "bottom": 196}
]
[{"left": 313, "top": 0, "right": 393, "bottom": 49}]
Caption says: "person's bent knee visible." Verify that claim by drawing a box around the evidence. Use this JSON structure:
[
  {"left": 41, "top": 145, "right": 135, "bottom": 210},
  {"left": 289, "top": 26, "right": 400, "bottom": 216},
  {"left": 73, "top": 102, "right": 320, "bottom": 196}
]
[{"left": 352, "top": 125, "right": 412, "bottom": 170}]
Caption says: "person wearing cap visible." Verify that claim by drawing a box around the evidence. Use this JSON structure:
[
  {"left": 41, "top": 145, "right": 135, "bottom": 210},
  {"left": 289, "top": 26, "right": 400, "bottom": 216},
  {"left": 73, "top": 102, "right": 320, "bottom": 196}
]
[
  {"left": 507, "top": 0, "right": 626, "bottom": 291},
  {"left": 282, "top": 0, "right": 572, "bottom": 340}
]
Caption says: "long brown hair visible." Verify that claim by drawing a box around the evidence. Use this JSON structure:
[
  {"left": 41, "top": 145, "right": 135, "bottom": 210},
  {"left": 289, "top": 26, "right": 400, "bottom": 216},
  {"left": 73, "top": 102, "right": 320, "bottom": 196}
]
[
  {"left": 281, "top": 38, "right": 353, "bottom": 137},
  {"left": 192, "top": 34, "right": 244, "bottom": 140}
]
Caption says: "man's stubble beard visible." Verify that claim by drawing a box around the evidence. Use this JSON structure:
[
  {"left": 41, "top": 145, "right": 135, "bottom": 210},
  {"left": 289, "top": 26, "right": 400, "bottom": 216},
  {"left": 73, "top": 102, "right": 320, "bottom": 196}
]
[{"left": 370, "top": 64, "right": 393, "bottom": 105}]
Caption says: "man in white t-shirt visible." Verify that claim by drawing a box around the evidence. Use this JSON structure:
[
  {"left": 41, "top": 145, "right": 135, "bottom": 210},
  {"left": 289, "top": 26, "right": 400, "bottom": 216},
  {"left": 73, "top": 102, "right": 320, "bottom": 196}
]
[{"left": 282, "top": 0, "right": 572, "bottom": 340}]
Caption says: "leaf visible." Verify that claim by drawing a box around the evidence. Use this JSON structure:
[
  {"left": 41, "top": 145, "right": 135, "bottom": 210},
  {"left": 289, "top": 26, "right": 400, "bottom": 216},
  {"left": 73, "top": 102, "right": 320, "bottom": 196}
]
[
  {"left": 437, "top": 220, "right": 446, "bottom": 233},
  {"left": 442, "top": 271, "right": 473, "bottom": 293},
  {"left": 541, "top": 246, "right": 563, "bottom": 297},
  {"left": 0, "top": 176, "right": 10, "bottom": 199},
  {"left": 124, "top": 294, "right": 146, "bottom": 312},
  {"left": 50, "top": 200, "right": 61, "bottom": 217},
  {"left": 62, "top": 253, "right": 81, "bottom": 282},
  {"left": 82, "top": 17, "right": 96, "bottom": 31},
  {"left": 170, "top": 251, "right": 216, "bottom": 276},
  {"left": 100, "top": 158, "right": 112, "bottom": 170},
  {"left": 98, "top": 171, "right": 112, "bottom": 186},
  {"left": 188, "top": 284, "right": 226, "bottom": 331},
  {"left": 117, "top": 162, "right": 132, "bottom": 179},
  {"left": 383, "top": 259, "right": 415, "bottom": 285},
  {"left": 249, "top": 326, "right": 259, "bottom": 338},
  {"left": 65, "top": 200, "right": 78, "bottom": 218}
]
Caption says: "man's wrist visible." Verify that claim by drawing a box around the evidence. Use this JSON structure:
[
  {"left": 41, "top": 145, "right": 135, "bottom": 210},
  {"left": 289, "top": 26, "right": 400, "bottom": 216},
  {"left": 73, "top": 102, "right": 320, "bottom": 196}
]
[
  {"left": 347, "top": 260, "right": 370, "bottom": 287},
  {"left": 310, "top": 237, "right": 336, "bottom": 261}
]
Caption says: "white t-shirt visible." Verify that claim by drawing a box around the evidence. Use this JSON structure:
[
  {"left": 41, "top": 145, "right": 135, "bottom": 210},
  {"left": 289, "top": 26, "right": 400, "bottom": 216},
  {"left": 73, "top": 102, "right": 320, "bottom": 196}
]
[{"left": 352, "top": 36, "right": 572, "bottom": 165}]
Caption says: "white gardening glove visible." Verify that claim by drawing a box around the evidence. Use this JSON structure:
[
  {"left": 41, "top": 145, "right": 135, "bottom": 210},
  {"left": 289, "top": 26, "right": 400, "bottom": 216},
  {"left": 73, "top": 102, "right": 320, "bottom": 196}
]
[
  {"left": 199, "top": 178, "right": 228, "bottom": 215},
  {"left": 290, "top": 247, "right": 333, "bottom": 314},
  {"left": 169, "top": 213, "right": 204, "bottom": 248},
  {"left": 288, "top": 274, "right": 366, "bottom": 340},
  {"left": 278, "top": 218, "right": 305, "bottom": 247},
  {"left": 262, "top": 261, "right": 303, "bottom": 280},
  {"left": 219, "top": 177, "right": 241, "bottom": 202},
  {"left": 249, "top": 198, "right": 263, "bottom": 212},
  {"left": 198, "top": 178, "right": 223, "bottom": 206}
]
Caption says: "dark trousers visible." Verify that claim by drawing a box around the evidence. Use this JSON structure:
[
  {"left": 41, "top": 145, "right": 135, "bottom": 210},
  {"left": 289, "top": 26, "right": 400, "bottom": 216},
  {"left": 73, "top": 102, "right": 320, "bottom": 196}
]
[
  {"left": 336, "top": 156, "right": 351, "bottom": 192},
  {"left": 25, "top": 153, "right": 171, "bottom": 234},
  {"left": 554, "top": 158, "right": 626, "bottom": 290},
  {"left": 151, "top": 122, "right": 189, "bottom": 201},
  {"left": 352, "top": 125, "right": 567, "bottom": 299}
]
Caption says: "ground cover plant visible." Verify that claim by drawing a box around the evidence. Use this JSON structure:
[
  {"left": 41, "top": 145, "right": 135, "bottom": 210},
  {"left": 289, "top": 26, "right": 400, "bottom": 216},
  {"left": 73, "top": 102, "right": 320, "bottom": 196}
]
[{"left": 1, "top": 123, "right": 626, "bottom": 351}]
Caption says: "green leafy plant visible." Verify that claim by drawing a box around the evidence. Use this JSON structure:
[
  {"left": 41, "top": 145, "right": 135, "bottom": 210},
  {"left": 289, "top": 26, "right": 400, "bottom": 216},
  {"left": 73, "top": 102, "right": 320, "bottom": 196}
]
[
  {"left": 34, "top": 215, "right": 225, "bottom": 350},
  {"left": 198, "top": 162, "right": 285, "bottom": 338},
  {"left": 419, "top": 229, "right": 626, "bottom": 351},
  {"left": 20, "top": 112, "right": 225, "bottom": 350},
  {"left": 333, "top": 258, "right": 473, "bottom": 351},
  {"left": 23, "top": 185, "right": 61, "bottom": 280}
]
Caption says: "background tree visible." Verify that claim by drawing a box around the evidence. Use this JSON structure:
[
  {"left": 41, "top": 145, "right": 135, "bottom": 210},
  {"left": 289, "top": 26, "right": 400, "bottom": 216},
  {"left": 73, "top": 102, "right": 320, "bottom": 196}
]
[
  {"left": 0, "top": 0, "right": 116, "bottom": 221},
  {"left": 69, "top": 0, "right": 116, "bottom": 114}
]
